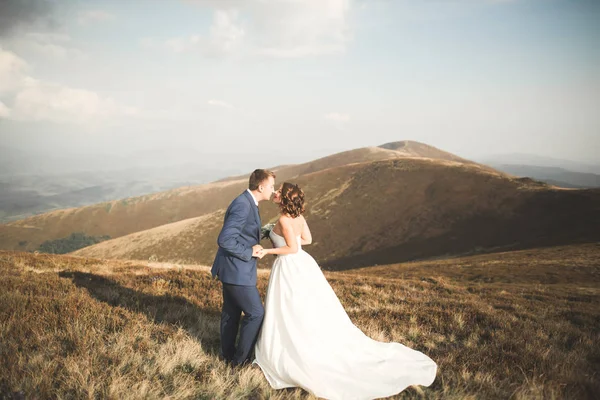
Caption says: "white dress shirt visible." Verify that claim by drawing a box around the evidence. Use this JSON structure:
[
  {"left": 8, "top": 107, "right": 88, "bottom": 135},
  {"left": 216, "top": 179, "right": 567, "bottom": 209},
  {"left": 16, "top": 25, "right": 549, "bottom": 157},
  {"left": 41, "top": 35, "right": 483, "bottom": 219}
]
[{"left": 246, "top": 189, "right": 259, "bottom": 206}]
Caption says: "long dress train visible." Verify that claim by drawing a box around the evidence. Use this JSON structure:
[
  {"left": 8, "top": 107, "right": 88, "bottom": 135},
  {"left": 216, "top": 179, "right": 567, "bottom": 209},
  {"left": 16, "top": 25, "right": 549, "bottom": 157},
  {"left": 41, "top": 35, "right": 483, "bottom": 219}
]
[{"left": 254, "top": 231, "right": 437, "bottom": 400}]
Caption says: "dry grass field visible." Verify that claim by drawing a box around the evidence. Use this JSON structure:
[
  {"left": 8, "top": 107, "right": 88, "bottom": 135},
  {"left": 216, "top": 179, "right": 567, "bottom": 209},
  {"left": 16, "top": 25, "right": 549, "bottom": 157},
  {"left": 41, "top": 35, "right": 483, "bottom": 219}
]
[{"left": 2, "top": 242, "right": 599, "bottom": 399}]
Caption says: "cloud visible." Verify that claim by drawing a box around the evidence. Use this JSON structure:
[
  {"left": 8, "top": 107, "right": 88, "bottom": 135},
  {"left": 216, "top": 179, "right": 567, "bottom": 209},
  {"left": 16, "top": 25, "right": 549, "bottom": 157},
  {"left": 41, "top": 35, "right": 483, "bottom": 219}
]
[
  {"left": 78, "top": 10, "right": 116, "bottom": 26},
  {"left": 11, "top": 79, "right": 128, "bottom": 123},
  {"left": 0, "top": 46, "right": 29, "bottom": 93},
  {"left": 0, "top": 0, "right": 59, "bottom": 36},
  {"left": 164, "top": 10, "right": 245, "bottom": 56},
  {"left": 208, "top": 99, "right": 235, "bottom": 109},
  {"left": 10, "top": 32, "right": 85, "bottom": 60},
  {"left": 250, "top": 0, "right": 351, "bottom": 58},
  {"left": 163, "top": 0, "right": 350, "bottom": 58},
  {"left": 0, "top": 2, "right": 81, "bottom": 60},
  {"left": 324, "top": 112, "right": 350, "bottom": 129},
  {"left": 209, "top": 10, "right": 245, "bottom": 54},
  {"left": 0, "top": 47, "right": 134, "bottom": 124},
  {"left": 0, "top": 101, "right": 10, "bottom": 118},
  {"left": 25, "top": 32, "right": 72, "bottom": 42}
]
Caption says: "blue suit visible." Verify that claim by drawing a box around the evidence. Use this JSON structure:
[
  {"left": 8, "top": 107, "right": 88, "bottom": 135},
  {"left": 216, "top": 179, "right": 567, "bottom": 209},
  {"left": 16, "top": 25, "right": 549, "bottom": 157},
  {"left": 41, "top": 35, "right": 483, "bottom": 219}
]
[
  {"left": 211, "top": 190, "right": 264, "bottom": 365},
  {"left": 212, "top": 190, "right": 261, "bottom": 286}
]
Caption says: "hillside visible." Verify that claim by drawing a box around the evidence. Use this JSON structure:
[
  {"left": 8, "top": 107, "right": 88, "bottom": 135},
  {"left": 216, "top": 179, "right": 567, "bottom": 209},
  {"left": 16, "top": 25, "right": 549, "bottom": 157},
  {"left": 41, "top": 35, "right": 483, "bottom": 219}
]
[
  {"left": 379, "top": 140, "right": 473, "bottom": 164},
  {"left": 343, "top": 242, "right": 600, "bottom": 283},
  {"left": 4, "top": 140, "right": 599, "bottom": 269},
  {"left": 0, "top": 141, "right": 485, "bottom": 252},
  {"left": 73, "top": 157, "right": 600, "bottom": 269},
  {"left": 2, "top": 243, "right": 598, "bottom": 398}
]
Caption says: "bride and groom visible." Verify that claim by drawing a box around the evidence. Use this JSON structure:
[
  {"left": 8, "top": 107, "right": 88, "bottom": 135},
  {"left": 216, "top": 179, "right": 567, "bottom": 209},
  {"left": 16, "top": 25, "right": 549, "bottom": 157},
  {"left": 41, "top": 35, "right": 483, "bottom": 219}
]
[{"left": 211, "top": 169, "right": 437, "bottom": 399}]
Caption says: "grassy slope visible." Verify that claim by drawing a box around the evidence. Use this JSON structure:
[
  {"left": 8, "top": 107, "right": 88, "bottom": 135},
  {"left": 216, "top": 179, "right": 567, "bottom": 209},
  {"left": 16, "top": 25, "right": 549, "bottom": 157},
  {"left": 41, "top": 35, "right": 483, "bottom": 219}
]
[
  {"left": 1, "top": 243, "right": 599, "bottom": 399},
  {"left": 73, "top": 158, "right": 600, "bottom": 269},
  {"left": 0, "top": 146, "right": 409, "bottom": 252}
]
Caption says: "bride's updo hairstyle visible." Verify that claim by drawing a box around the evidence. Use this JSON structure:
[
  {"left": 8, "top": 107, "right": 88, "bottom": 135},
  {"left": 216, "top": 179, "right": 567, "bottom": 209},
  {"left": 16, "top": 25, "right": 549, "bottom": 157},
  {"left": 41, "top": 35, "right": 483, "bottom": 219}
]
[{"left": 279, "top": 182, "right": 305, "bottom": 218}]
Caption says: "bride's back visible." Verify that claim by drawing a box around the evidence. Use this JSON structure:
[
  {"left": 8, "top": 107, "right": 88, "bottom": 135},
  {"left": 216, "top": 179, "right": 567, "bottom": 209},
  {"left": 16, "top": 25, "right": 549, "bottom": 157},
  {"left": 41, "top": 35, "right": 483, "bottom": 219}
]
[{"left": 272, "top": 214, "right": 306, "bottom": 238}]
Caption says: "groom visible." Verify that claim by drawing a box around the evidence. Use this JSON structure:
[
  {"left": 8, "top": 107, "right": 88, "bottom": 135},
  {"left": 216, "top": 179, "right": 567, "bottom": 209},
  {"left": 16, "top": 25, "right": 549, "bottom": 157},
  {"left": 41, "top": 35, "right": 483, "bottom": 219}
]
[{"left": 211, "top": 169, "right": 276, "bottom": 367}]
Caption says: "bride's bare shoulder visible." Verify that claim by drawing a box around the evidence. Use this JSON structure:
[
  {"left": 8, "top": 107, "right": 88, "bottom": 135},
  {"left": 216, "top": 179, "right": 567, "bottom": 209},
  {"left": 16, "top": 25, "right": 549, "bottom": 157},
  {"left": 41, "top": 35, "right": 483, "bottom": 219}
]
[
  {"left": 278, "top": 214, "right": 293, "bottom": 224},
  {"left": 294, "top": 214, "right": 306, "bottom": 224}
]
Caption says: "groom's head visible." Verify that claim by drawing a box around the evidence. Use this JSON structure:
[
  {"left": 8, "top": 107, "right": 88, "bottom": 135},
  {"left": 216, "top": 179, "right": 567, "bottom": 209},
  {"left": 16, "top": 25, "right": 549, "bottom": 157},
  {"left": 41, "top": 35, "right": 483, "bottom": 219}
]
[{"left": 249, "top": 169, "right": 276, "bottom": 202}]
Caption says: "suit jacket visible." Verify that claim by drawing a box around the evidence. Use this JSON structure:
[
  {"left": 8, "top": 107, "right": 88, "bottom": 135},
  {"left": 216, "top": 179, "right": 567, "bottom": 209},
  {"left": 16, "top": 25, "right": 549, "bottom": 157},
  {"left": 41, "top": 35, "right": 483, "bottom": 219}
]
[{"left": 211, "top": 191, "right": 261, "bottom": 286}]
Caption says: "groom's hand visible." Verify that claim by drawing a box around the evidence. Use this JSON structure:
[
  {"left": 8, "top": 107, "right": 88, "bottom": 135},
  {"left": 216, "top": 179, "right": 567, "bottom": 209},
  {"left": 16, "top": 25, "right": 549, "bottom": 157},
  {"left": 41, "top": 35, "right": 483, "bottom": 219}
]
[{"left": 252, "top": 244, "right": 263, "bottom": 258}]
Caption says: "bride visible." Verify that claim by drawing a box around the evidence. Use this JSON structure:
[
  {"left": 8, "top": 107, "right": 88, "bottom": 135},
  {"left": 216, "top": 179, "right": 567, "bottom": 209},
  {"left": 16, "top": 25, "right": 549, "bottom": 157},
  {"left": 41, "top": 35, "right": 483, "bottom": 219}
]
[{"left": 253, "top": 182, "right": 437, "bottom": 400}]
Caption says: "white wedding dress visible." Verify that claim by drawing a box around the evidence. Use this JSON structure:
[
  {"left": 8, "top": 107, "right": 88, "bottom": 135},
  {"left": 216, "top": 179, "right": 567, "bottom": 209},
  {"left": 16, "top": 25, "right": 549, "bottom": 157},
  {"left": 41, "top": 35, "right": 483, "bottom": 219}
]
[{"left": 253, "top": 231, "right": 437, "bottom": 400}]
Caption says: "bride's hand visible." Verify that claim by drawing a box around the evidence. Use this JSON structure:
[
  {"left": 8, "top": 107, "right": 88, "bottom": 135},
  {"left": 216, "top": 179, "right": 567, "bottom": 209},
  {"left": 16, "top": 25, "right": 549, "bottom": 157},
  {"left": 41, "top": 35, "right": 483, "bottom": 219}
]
[{"left": 257, "top": 249, "right": 269, "bottom": 259}]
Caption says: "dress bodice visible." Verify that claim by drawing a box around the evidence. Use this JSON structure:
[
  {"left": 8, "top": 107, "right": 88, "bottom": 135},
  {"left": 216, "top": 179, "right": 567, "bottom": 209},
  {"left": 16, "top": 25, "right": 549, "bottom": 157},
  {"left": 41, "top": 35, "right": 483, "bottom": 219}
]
[{"left": 270, "top": 230, "right": 302, "bottom": 250}]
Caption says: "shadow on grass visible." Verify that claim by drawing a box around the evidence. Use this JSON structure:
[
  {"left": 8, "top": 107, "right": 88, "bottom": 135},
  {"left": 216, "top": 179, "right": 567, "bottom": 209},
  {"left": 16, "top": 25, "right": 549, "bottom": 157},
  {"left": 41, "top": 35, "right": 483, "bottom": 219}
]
[{"left": 58, "top": 271, "right": 222, "bottom": 357}]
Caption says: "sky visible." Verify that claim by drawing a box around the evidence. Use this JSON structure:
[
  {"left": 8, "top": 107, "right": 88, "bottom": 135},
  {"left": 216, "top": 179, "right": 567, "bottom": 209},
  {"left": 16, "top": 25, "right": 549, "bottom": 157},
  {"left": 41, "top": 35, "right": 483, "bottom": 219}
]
[{"left": 0, "top": 0, "right": 599, "bottom": 172}]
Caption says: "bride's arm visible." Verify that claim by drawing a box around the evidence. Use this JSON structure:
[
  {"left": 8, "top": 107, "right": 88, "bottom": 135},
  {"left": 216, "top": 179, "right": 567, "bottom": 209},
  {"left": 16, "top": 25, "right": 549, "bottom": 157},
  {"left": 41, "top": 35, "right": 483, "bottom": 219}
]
[
  {"left": 263, "top": 216, "right": 299, "bottom": 256},
  {"left": 300, "top": 216, "right": 312, "bottom": 245}
]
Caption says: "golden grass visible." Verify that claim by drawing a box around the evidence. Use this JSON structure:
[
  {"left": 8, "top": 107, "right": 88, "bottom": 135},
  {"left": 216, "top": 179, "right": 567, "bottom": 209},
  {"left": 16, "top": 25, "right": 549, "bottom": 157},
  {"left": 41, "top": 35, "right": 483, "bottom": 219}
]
[
  {"left": 70, "top": 210, "right": 226, "bottom": 263},
  {"left": 1, "top": 244, "right": 599, "bottom": 399}
]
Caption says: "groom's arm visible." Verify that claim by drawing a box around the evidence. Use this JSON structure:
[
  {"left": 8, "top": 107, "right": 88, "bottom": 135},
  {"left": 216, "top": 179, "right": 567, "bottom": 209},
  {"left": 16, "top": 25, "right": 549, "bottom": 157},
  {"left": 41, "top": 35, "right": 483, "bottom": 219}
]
[{"left": 217, "top": 199, "right": 254, "bottom": 262}]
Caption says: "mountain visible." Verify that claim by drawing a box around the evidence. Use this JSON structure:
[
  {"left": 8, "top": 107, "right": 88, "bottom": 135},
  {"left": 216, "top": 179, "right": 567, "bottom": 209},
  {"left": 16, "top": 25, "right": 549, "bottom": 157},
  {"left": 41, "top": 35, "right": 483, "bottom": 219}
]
[
  {"left": 485, "top": 164, "right": 600, "bottom": 189},
  {"left": 4, "top": 140, "right": 599, "bottom": 269},
  {"left": 479, "top": 153, "right": 600, "bottom": 175},
  {"left": 73, "top": 156, "right": 600, "bottom": 270},
  {"left": 2, "top": 141, "right": 473, "bottom": 251},
  {"left": 0, "top": 164, "right": 244, "bottom": 223},
  {"left": 379, "top": 140, "right": 472, "bottom": 164},
  {"left": 0, "top": 145, "right": 398, "bottom": 250},
  {"left": 0, "top": 146, "right": 130, "bottom": 176}
]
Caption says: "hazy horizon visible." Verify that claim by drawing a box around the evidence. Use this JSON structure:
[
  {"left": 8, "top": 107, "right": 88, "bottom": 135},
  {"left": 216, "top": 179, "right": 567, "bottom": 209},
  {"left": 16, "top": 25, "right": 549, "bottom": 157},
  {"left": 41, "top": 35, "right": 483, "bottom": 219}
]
[{"left": 1, "top": 0, "right": 599, "bottom": 172}]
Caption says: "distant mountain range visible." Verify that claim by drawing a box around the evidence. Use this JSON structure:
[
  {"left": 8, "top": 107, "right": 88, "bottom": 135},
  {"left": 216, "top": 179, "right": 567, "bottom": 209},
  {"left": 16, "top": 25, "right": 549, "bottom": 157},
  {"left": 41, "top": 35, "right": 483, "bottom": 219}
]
[
  {"left": 2, "top": 140, "right": 598, "bottom": 270},
  {"left": 486, "top": 164, "right": 600, "bottom": 189},
  {"left": 478, "top": 153, "right": 600, "bottom": 188},
  {"left": 479, "top": 153, "right": 600, "bottom": 175},
  {"left": 0, "top": 156, "right": 244, "bottom": 222}
]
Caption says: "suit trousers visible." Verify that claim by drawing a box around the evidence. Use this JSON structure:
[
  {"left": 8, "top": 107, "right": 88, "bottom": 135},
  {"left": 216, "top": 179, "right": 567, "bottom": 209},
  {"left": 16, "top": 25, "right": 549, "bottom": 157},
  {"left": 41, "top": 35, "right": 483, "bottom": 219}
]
[{"left": 220, "top": 283, "right": 265, "bottom": 365}]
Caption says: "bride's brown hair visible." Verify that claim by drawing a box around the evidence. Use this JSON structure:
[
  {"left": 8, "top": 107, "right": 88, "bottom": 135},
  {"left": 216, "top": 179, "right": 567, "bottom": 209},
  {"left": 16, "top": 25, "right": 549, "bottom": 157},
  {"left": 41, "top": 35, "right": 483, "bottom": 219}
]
[{"left": 279, "top": 182, "right": 305, "bottom": 218}]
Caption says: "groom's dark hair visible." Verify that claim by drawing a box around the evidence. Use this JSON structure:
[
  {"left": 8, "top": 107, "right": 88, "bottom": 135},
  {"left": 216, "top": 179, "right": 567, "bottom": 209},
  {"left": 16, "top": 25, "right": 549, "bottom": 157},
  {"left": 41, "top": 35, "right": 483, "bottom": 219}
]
[{"left": 249, "top": 169, "right": 276, "bottom": 190}]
